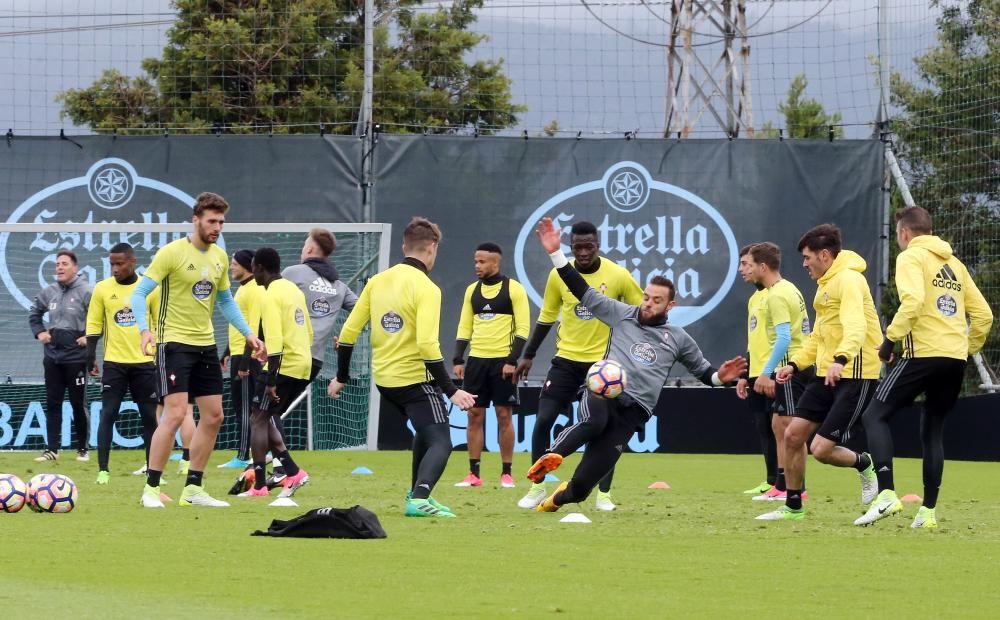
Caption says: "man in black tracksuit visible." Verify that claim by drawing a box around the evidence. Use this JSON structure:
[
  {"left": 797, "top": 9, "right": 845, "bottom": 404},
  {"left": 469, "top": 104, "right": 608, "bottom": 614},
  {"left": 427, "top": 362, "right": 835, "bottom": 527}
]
[{"left": 28, "top": 250, "right": 93, "bottom": 462}]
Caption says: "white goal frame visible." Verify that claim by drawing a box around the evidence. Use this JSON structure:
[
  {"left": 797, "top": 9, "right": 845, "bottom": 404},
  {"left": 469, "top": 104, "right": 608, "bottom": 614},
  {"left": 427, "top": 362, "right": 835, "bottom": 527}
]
[{"left": 0, "top": 222, "right": 392, "bottom": 450}]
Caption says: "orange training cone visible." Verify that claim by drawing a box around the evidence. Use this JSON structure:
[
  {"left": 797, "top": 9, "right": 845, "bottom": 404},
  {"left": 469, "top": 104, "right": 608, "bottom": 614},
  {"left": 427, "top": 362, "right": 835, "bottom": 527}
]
[
  {"left": 648, "top": 481, "right": 671, "bottom": 489},
  {"left": 901, "top": 494, "right": 922, "bottom": 503}
]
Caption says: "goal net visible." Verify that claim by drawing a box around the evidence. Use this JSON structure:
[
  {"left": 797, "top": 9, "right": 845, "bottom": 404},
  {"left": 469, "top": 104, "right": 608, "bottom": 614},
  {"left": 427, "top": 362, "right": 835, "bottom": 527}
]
[{"left": 0, "top": 222, "right": 390, "bottom": 453}]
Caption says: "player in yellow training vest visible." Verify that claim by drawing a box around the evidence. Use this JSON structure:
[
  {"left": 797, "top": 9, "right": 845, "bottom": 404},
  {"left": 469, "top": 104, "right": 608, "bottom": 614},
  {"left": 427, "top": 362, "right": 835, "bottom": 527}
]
[
  {"left": 856, "top": 207, "right": 993, "bottom": 528},
  {"left": 735, "top": 244, "right": 778, "bottom": 496},
  {"left": 87, "top": 242, "right": 160, "bottom": 484},
  {"left": 329, "top": 217, "right": 476, "bottom": 518},
  {"left": 513, "top": 220, "right": 644, "bottom": 512},
  {"left": 132, "top": 192, "right": 265, "bottom": 508},
  {"left": 761, "top": 224, "right": 882, "bottom": 523},
  {"left": 740, "top": 242, "right": 813, "bottom": 504},
  {"left": 237, "top": 247, "right": 313, "bottom": 498},
  {"left": 217, "top": 249, "right": 263, "bottom": 470},
  {"left": 452, "top": 242, "right": 531, "bottom": 489}
]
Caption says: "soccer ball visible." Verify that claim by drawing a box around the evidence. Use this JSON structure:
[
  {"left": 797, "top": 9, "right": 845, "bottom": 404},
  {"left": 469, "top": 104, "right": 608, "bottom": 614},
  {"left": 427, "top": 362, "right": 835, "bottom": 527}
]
[
  {"left": 586, "top": 359, "right": 628, "bottom": 399},
  {"left": 0, "top": 473, "right": 28, "bottom": 513},
  {"left": 27, "top": 474, "right": 78, "bottom": 513}
]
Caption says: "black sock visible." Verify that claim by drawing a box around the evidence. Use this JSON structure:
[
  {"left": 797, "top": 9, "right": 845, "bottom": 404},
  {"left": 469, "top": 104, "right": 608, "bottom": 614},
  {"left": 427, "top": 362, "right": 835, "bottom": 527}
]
[
  {"left": 276, "top": 450, "right": 300, "bottom": 477},
  {"left": 875, "top": 462, "right": 894, "bottom": 492},
  {"left": 923, "top": 486, "right": 939, "bottom": 509},
  {"left": 786, "top": 489, "right": 803, "bottom": 511},
  {"left": 186, "top": 470, "right": 204, "bottom": 487},
  {"left": 774, "top": 468, "right": 786, "bottom": 492},
  {"left": 146, "top": 469, "right": 162, "bottom": 488},
  {"left": 412, "top": 482, "right": 432, "bottom": 500},
  {"left": 469, "top": 459, "right": 481, "bottom": 478},
  {"left": 502, "top": 462, "right": 512, "bottom": 476},
  {"left": 854, "top": 452, "right": 872, "bottom": 472},
  {"left": 253, "top": 463, "right": 267, "bottom": 490},
  {"left": 182, "top": 448, "right": 190, "bottom": 461}
]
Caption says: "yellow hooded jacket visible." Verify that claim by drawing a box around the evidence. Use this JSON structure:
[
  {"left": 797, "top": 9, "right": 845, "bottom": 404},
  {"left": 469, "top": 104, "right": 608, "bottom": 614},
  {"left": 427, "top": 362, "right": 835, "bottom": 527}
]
[
  {"left": 886, "top": 235, "right": 993, "bottom": 360},
  {"left": 791, "top": 250, "right": 882, "bottom": 379}
]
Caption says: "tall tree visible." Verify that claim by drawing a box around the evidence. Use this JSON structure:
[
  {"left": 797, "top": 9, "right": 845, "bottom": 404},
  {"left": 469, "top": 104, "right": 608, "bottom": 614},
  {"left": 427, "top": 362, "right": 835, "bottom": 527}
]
[
  {"left": 888, "top": 0, "right": 999, "bottom": 384},
  {"left": 57, "top": 0, "right": 523, "bottom": 134},
  {"left": 758, "top": 74, "right": 844, "bottom": 139}
]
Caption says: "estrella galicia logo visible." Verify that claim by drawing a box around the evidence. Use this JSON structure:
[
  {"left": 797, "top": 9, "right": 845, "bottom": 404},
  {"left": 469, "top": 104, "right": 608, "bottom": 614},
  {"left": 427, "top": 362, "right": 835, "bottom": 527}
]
[
  {"left": 477, "top": 312, "right": 496, "bottom": 321},
  {"left": 311, "top": 298, "right": 331, "bottom": 317},
  {"left": 114, "top": 307, "right": 137, "bottom": 327},
  {"left": 936, "top": 294, "right": 957, "bottom": 317},
  {"left": 749, "top": 315, "right": 758, "bottom": 331},
  {"left": 294, "top": 308, "right": 305, "bottom": 325},
  {"left": 192, "top": 280, "right": 214, "bottom": 300},
  {"left": 514, "top": 161, "right": 738, "bottom": 327},
  {"left": 381, "top": 310, "right": 403, "bottom": 333},
  {"left": 629, "top": 342, "right": 657, "bottom": 366},
  {"left": 0, "top": 158, "right": 221, "bottom": 311},
  {"left": 574, "top": 303, "right": 595, "bottom": 321}
]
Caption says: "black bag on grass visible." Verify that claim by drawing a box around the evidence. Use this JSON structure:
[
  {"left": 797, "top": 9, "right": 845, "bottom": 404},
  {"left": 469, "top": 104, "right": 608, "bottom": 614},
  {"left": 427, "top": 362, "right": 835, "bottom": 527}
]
[{"left": 251, "top": 505, "right": 387, "bottom": 539}]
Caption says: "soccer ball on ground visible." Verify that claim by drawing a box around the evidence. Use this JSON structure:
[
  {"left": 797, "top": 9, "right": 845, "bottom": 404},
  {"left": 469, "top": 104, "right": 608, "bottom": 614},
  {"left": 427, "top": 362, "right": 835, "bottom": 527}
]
[
  {"left": 27, "top": 474, "right": 78, "bottom": 513},
  {"left": 0, "top": 473, "right": 28, "bottom": 513},
  {"left": 586, "top": 359, "right": 628, "bottom": 399}
]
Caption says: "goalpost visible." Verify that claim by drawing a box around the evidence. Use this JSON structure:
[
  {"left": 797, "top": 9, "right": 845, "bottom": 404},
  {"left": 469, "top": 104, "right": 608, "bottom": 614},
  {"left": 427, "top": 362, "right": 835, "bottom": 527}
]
[{"left": 0, "top": 222, "right": 391, "bottom": 452}]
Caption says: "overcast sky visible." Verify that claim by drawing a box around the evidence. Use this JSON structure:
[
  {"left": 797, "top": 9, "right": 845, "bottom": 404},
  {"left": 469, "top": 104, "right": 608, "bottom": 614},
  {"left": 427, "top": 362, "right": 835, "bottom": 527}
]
[{"left": 1, "top": 0, "right": 941, "bottom": 138}]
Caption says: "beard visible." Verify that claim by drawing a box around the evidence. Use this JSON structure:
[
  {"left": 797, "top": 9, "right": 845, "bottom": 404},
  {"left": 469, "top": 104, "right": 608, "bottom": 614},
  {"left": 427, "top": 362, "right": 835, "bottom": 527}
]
[
  {"left": 639, "top": 309, "right": 667, "bottom": 326},
  {"left": 197, "top": 226, "right": 218, "bottom": 245}
]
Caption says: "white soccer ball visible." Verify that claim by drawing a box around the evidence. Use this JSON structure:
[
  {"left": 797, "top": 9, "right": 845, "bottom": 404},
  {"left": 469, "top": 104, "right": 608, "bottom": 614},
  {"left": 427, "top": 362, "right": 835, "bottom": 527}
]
[
  {"left": 0, "top": 473, "right": 28, "bottom": 513},
  {"left": 586, "top": 359, "right": 628, "bottom": 399},
  {"left": 28, "top": 474, "right": 78, "bottom": 513}
]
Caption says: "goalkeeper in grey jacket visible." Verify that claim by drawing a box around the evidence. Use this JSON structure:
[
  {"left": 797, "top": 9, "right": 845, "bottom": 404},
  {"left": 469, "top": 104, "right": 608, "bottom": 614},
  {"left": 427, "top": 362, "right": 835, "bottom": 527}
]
[{"left": 527, "top": 217, "right": 747, "bottom": 512}]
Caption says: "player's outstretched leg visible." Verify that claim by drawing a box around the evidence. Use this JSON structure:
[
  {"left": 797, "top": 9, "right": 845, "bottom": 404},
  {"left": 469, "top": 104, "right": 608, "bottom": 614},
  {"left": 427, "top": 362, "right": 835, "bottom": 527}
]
[
  {"left": 537, "top": 408, "right": 632, "bottom": 513},
  {"left": 518, "top": 397, "right": 565, "bottom": 509}
]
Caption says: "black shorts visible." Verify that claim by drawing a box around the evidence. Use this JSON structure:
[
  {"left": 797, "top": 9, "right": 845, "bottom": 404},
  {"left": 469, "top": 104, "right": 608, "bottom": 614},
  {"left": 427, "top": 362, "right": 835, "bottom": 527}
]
[
  {"left": 254, "top": 375, "right": 311, "bottom": 416},
  {"left": 873, "top": 356, "right": 967, "bottom": 416},
  {"left": 773, "top": 366, "right": 814, "bottom": 417},
  {"left": 463, "top": 356, "right": 519, "bottom": 408},
  {"left": 377, "top": 382, "right": 449, "bottom": 430},
  {"left": 101, "top": 361, "right": 159, "bottom": 404},
  {"left": 795, "top": 377, "right": 876, "bottom": 442},
  {"left": 540, "top": 357, "right": 593, "bottom": 405},
  {"left": 155, "top": 342, "right": 224, "bottom": 398},
  {"left": 746, "top": 377, "right": 773, "bottom": 417}
]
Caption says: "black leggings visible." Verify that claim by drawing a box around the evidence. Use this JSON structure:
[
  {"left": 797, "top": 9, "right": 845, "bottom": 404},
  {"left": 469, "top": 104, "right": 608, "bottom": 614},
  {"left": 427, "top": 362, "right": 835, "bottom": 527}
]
[
  {"left": 534, "top": 396, "right": 615, "bottom": 493},
  {"left": 43, "top": 358, "right": 88, "bottom": 452},
  {"left": 748, "top": 381, "right": 777, "bottom": 485},
  {"left": 411, "top": 422, "right": 453, "bottom": 499},
  {"left": 554, "top": 395, "right": 646, "bottom": 505},
  {"left": 97, "top": 362, "right": 158, "bottom": 471},
  {"left": 863, "top": 398, "right": 948, "bottom": 507},
  {"left": 229, "top": 356, "right": 257, "bottom": 461}
]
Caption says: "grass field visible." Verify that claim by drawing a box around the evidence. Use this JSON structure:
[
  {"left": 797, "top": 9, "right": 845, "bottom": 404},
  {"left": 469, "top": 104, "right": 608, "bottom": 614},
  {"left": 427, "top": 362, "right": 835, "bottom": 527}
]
[{"left": 2, "top": 449, "right": 999, "bottom": 619}]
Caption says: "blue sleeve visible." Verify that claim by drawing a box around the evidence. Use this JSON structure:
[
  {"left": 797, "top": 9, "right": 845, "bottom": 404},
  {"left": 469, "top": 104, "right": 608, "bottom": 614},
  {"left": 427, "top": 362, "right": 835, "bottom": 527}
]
[
  {"left": 762, "top": 322, "right": 791, "bottom": 376},
  {"left": 132, "top": 276, "right": 158, "bottom": 332},
  {"left": 217, "top": 288, "right": 251, "bottom": 337}
]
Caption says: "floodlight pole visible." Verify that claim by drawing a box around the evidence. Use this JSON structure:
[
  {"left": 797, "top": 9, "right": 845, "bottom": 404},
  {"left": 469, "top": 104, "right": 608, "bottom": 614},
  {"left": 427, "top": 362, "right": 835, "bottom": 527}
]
[
  {"left": 358, "top": 0, "right": 376, "bottom": 222},
  {"left": 666, "top": 0, "right": 753, "bottom": 137}
]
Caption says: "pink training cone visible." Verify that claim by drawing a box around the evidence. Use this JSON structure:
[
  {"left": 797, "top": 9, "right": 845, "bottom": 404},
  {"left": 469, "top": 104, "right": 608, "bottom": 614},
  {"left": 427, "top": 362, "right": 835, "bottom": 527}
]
[
  {"left": 901, "top": 494, "right": 923, "bottom": 503},
  {"left": 648, "top": 481, "right": 671, "bottom": 489}
]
